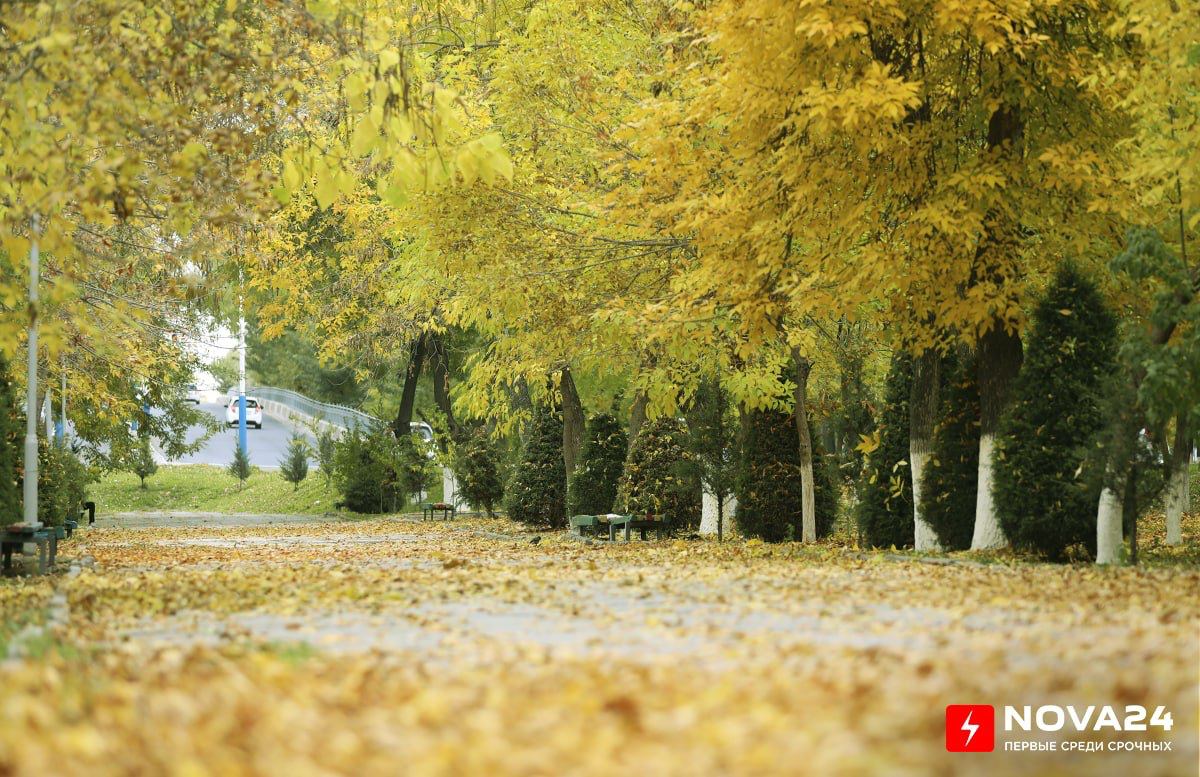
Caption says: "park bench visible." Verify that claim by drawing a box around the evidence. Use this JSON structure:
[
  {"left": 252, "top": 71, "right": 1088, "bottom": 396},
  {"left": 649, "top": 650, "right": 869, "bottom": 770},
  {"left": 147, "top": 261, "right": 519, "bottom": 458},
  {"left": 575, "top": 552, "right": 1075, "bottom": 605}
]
[
  {"left": 569, "top": 515, "right": 601, "bottom": 537},
  {"left": 607, "top": 514, "right": 667, "bottom": 542},
  {"left": 1, "top": 524, "right": 58, "bottom": 575},
  {"left": 421, "top": 501, "right": 456, "bottom": 520}
]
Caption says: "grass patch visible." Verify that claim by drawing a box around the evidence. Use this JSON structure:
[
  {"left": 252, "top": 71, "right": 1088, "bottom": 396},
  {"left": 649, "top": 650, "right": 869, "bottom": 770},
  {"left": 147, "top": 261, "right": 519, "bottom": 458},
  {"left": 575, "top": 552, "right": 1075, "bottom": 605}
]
[{"left": 89, "top": 464, "right": 443, "bottom": 515}]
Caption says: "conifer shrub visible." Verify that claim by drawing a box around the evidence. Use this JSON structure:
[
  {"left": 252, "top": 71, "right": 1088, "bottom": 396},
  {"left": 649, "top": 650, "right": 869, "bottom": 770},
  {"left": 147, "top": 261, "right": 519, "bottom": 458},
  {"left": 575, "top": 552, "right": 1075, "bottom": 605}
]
[
  {"left": 856, "top": 354, "right": 914, "bottom": 548},
  {"left": 505, "top": 405, "right": 566, "bottom": 528},
  {"left": 812, "top": 432, "right": 839, "bottom": 539},
  {"left": 921, "top": 350, "right": 980, "bottom": 551},
  {"left": 995, "top": 265, "right": 1117, "bottom": 560},
  {"left": 315, "top": 427, "right": 337, "bottom": 486},
  {"left": 333, "top": 424, "right": 403, "bottom": 513},
  {"left": 0, "top": 355, "right": 20, "bottom": 523},
  {"left": 36, "top": 441, "right": 92, "bottom": 526},
  {"left": 279, "top": 433, "right": 311, "bottom": 491},
  {"left": 452, "top": 425, "right": 505, "bottom": 517},
  {"left": 228, "top": 443, "right": 252, "bottom": 489},
  {"left": 131, "top": 438, "right": 158, "bottom": 489},
  {"left": 686, "top": 378, "right": 738, "bottom": 539},
  {"left": 567, "top": 413, "right": 627, "bottom": 516},
  {"left": 736, "top": 407, "right": 837, "bottom": 542},
  {"left": 616, "top": 416, "right": 700, "bottom": 533}
]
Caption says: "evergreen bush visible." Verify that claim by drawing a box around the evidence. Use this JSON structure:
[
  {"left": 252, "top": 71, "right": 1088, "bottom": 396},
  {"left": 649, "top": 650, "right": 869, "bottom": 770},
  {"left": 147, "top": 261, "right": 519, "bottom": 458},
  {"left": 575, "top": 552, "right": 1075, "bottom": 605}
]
[
  {"left": 921, "top": 350, "right": 980, "bottom": 551},
  {"left": 856, "top": 353, "right": 915, "bottom": 548},
  {"left": 131, "top": 437, "right": 158, "bottom": 488},
  {"left": 332, "top": 424, "right": 403, "bottom": 513},
  {"left": 36, "top": 441, "right": 92, "bottom": 526},
  {"left": 279, "top": 433, "right": 311, "bottom": 491},
  {"left": 995, "top": 264, "right": 1117, "bottom": 560},
  {"left": 736, "top": 407, "right": 837, "bottom": 542},
  {"left": 616, "top": 416, "right": 700, "bottom": 533},
  {"left": 452, "top": 425, "right": 505, "bottom": 517},
  {"left": 505, "top": 405, "right": 566, "bottom": 527},
  {"left": 0, "top": 354, "right": 20, "bottom": 523},
  {"left": 393, "top": 433, "right": 435, "bottom": 501},
  {"left": 686, "top": 379, "right": 738, "bottom": 539},
  {"left": 315, "top": 427, "right": 337, "bottom": 485},
  {"left": 228, "top": 443, "right": 252, "bottom": 489},
  {"left": 567, "top": 413, "right": 627, "bottom": 516}
]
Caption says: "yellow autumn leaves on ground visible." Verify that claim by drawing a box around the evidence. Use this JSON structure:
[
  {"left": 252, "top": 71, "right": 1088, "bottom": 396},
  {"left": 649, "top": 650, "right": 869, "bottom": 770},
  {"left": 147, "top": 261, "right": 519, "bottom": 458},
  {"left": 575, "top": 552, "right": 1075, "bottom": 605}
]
[{"left": 0, "top": 515, "right": 1195, "bottom": 775}]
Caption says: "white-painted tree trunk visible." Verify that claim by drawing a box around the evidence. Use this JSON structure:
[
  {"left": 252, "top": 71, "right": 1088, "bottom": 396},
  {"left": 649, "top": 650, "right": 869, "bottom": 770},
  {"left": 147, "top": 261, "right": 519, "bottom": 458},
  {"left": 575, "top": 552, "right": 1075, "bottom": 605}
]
[
  {"left": 699, "top": 484, "right": 737, "bottom": 537},
  {"left": 1165, "top": 463, "right": 1188, "bottom": 546},
  {"left": 1096, "top": 484, "right": 1125, "bottom": 564},
  {"left": 442, "top": 467, "right": 470, "bottom": 512},
  {"left": 970, "top": 433, "right": 1006, "bottom": 550},
  {"left": 911, "top": 449, "right": 942, "bottom": 551}
]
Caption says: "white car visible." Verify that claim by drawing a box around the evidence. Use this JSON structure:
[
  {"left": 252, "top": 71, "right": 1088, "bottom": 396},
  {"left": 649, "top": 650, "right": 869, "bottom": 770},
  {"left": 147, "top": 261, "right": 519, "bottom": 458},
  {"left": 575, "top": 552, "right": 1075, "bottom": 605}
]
[
  {"left": 185, "top": 384, "right": 202, "bottom": 404},
  {"left": 224, "top": 396, "right": 263, "bottom": 429}
]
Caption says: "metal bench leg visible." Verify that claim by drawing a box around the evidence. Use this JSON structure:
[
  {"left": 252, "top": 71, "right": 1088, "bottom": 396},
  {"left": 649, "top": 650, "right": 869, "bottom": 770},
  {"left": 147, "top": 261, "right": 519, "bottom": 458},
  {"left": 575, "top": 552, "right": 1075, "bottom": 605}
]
[
  {"left": 36, "top": 541, "right": 46, "bottom": 575},
  {"left": 49, "top": 535, "right": 58, "bottom": 568},
  {"left": 624, "top": 524, "right": 631, "bottom": 542},
  {"left": 2, "top": 545, "right": 11, "bottom": 572}
]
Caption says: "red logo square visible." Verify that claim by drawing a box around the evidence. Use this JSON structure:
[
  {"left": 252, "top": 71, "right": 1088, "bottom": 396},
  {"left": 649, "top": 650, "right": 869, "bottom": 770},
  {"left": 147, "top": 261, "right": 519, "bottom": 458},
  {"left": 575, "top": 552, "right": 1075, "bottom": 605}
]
[{"left": 946, "top": 705, "right": 995, "bottom": 752}]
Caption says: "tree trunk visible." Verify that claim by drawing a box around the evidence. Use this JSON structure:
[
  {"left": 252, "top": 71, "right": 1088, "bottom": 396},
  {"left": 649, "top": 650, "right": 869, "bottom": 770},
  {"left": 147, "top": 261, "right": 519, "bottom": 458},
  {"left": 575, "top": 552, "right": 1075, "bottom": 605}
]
[
  {"left": 971, "top": 325, "right": 1022, "bottom": 550},
  {"left": 700, "top": 483, "right": 736, "bottom": 539},
  {"left": 1096, "top": 473, "right": 1125, "bottom": 564},
  {"left": 560, "top": 366, "right": 584, "bottom": 485},
  {"left": 791, "top": 348, "right": 816, "bottom": 543},
  {"left": 427, "top": 332, "right": 456, "bottom": 442},
  {"left": 1166, "top": 418, "right": 1190, "bottom": 546},
  {"left": 1125, "top": 463, "right": 1140, "bottom": 565},
  {"left": 629, "top": 390, "right": 648, "bottom": 443},
  {"left": 393, "top": 332, "right": 427, "bottom": 436},
  {"left": 910, "top": 349, "right": 942, "bottom": 551}
]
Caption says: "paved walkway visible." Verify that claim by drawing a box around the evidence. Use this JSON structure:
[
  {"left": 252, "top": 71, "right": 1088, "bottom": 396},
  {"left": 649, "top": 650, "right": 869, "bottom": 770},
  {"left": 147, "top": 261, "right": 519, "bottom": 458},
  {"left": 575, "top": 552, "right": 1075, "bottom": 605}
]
[{"left": 0, "top": 514, "right": 1194, "bottom": 776}]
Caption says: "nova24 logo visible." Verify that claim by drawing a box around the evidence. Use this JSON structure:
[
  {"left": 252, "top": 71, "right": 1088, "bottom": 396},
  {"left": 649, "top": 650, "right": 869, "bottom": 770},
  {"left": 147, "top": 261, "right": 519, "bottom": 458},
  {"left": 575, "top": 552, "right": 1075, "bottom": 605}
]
[{"left": 946, "top": 705, "right": 1173, "bottom": 752}]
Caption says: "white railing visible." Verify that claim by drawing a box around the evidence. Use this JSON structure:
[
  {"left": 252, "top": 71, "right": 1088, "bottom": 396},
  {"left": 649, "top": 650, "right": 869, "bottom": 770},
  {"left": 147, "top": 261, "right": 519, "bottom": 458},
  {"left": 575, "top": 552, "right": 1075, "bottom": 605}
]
[{"left": 250, "top": 386, "right": 433, "bottom": 442}]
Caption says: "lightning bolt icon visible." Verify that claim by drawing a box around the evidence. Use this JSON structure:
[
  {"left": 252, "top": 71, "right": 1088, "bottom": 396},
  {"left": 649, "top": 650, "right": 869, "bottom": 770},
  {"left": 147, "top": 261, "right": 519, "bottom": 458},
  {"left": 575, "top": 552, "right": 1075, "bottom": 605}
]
[{"left": 961, "top": 710, "right": 980, "bottom": 747}]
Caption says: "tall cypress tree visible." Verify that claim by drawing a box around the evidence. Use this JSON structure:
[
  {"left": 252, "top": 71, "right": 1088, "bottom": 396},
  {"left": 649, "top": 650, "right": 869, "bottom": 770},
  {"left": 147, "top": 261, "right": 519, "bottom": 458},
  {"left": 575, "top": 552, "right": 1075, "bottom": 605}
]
[
  {"left": 0, "top": 354, "right": 20, "bottom": 524},
  {"left": 505, "top": 404, "right": 566, "bottom": 528},
  {"left": 922, "top": 349, "right": 981, "bottom": 551},
  {"left": 567, "top": 413, "right": 627, "bottom": 515},
  {"left": 995, "top": 265, "right": 1117, "bottom": 560},
  {"left": 856, "top": 353, "right": 914, "bottom": 548},
  {"left": 616, "top": 416, "right": 700, "bottom": 533},
  {"left": 736, "top": 407, "right": 838, "bottom": 542}
]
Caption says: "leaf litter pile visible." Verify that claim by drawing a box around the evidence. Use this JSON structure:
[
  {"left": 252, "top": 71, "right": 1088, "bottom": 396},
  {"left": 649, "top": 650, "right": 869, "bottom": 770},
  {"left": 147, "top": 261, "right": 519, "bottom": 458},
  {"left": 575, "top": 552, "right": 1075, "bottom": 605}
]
[{"left": 0, "top": 517, "right": 1196, "bottom": 776}]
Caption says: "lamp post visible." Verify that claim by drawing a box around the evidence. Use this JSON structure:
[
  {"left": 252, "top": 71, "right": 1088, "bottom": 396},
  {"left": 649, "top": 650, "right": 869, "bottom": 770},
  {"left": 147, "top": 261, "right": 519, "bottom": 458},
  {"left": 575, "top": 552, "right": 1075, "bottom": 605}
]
[
  {"left": 23, "top": 216, "right": 40, "bottom": 527},
  {"left": 237, "top": 268, "right": 247, "bottom": 457},
  {"left": 56, "top": 367, "right": 66, "bottom": 445}
]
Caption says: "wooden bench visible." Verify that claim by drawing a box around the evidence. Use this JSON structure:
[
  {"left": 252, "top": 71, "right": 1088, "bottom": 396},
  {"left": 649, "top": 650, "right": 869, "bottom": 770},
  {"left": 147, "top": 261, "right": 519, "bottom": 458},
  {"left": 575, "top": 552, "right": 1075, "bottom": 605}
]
[
  {"left": 607, "top": 514, "right": 667, "bottom": 542},
  {"left": 1, "top": 524, "right": 58, "bottom": 575},
  {"left": 421, "top": 501, "right": 456, "bottom": 520}
]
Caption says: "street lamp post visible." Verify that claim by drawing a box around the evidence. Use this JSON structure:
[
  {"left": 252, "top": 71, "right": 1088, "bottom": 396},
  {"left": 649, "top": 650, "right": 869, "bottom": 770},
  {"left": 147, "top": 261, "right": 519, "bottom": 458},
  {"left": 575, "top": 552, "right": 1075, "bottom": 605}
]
[
  {"left": 57, "top": 367, "right": 66, "bottom": 445},
  {"left": 23, "top": 216, "right": 40, "bottom": 528},
  {"left": 237, "top": 270, "right": 248, "bottom": 457}
]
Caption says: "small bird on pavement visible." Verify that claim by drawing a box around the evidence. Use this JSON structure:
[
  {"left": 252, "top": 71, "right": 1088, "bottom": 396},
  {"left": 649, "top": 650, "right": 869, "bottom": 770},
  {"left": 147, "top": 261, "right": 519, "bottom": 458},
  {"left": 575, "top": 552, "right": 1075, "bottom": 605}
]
[{"left": 529, "top": 536, "right": 541, "bottom": 545}]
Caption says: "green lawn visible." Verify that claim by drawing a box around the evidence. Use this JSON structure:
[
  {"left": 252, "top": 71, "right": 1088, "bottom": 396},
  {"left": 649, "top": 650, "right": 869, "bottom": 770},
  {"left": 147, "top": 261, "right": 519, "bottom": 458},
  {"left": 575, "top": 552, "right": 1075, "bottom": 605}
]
[{"left": 89, "top": 464, "right": 443, "bottom": 515}]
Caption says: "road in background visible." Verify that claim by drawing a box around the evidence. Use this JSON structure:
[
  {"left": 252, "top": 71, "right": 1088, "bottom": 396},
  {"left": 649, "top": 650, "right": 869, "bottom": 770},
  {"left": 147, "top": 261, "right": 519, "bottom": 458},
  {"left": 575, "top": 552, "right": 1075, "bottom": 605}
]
[{"left": 167, "top": 401, "right": 317, "bottom": 469}]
